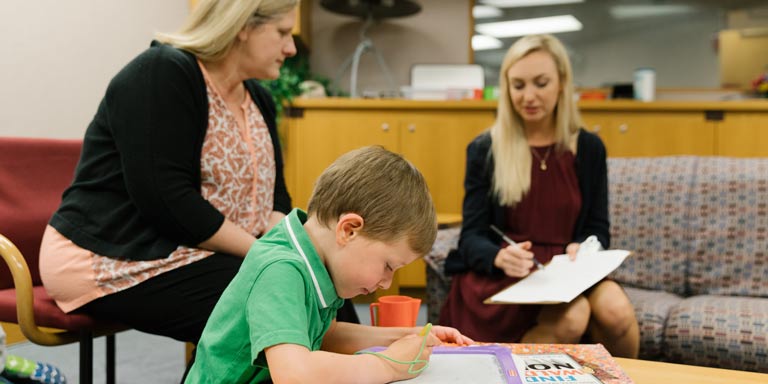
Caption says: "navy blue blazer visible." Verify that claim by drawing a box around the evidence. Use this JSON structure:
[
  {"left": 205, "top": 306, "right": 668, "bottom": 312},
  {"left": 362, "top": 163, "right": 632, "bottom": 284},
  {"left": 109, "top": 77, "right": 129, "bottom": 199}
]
[{"left": 445, "top": 129, "right": 610, "bottom": 276}]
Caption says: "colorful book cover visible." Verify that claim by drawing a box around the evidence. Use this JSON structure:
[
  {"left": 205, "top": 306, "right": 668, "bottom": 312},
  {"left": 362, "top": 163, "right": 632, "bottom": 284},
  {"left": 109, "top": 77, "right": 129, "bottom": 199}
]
[
  {"left": 501, "top": 343, "right": 633, "bottom": 384},
  {"left": 513, "top": 353, "right": 603, "bottom": 383}
]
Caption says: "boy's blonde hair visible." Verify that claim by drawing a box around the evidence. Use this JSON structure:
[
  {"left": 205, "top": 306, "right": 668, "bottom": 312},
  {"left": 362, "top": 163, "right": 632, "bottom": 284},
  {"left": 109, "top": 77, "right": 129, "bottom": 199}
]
[
  {"left": 156, "top": 0, "right": 298, "bottom": 62},
  {"left": 491, "top": 34, "right": 582, "bottom": 206},
  {"left": 308, "top": 146, "right": 437, "bottom": 255}
]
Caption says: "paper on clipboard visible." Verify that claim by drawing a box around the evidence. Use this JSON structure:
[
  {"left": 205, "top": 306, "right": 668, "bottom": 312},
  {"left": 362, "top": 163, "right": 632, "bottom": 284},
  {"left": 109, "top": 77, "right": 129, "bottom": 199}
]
[{"left": 485, "top": 250, "right": 631, "bottom": 304}]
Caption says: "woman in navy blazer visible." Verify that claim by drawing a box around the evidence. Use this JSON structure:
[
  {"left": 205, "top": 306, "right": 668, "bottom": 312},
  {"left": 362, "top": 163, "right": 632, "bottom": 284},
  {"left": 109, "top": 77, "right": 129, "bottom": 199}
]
[{"left": 441, "top": 34, "right": 639, "bottom": 358}]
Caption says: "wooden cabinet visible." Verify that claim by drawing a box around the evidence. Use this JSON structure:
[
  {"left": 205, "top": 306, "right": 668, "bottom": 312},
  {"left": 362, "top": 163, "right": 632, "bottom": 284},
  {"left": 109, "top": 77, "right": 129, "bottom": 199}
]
[
  {"left": 283, "top": 99, "right": 494, "bottom": 288},
  {"left": 580, "top": 100, "right": 768, "bottom": 157},
  {"left": 283, "top": 99, "right": 494, "bottom": 214},
  {"left": 283, "top": 109, "right": 399, "bottom": 210},
  {"left": 581, "top": 110, "right": 715, "bottom": 157},
  {"left": 716, "top": 112, "right": 768, "bottom": 157},
  {"left": 281, "top": 98, "right": 768, "bottom": 290}
]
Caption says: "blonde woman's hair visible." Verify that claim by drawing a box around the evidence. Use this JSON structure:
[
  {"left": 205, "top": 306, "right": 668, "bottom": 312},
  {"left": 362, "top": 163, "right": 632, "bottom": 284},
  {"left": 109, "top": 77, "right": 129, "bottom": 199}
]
[
  {"left": 308, "top": 146, "right": 437, "bottom": 256},
  {"left": 490, "top": 34, "right": 582, "bottom": 206},
  {"left": 156, "top": 0, "right": 298, "bottom": 62}
]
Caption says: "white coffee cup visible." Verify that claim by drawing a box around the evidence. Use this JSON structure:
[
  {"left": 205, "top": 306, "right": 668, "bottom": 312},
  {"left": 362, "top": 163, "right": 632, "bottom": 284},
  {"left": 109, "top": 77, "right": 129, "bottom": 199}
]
[{"left": 634, "top": 68, "right": 656, "bottom": 102}]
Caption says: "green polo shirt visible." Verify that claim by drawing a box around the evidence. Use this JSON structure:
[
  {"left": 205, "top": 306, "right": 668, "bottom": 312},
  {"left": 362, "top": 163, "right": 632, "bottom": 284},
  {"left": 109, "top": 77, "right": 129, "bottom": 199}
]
[{"left": 185, "top": 209, "right": 344, "bottom": 383}]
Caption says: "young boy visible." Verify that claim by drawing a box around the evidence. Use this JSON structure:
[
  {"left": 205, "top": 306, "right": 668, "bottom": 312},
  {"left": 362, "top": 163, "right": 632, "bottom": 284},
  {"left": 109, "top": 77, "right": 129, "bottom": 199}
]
[{"left": 185, "top": 146, "right": 472, "bottom": 383}]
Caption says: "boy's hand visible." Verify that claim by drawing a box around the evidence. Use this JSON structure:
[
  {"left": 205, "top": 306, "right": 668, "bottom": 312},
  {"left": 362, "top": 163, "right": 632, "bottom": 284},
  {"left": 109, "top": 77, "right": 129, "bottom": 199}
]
[
  {"left": 380, "top": 333, "right": 440, "bottom": 380},
  {"left": 429, "top": 325, "right": 474, "bottom": 346}
]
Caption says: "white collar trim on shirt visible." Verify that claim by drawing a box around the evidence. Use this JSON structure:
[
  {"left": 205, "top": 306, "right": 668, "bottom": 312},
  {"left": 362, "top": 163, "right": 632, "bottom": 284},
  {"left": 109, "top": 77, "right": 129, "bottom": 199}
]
[{"left": 285, "top": 217, "right": 328, "bottom": 308}]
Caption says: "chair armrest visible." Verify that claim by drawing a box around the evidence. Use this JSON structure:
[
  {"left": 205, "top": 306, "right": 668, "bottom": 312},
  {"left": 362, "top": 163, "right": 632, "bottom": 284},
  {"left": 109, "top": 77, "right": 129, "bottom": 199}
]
[{"left": 0, "top": 234, "right": 79, "bottom": 345}]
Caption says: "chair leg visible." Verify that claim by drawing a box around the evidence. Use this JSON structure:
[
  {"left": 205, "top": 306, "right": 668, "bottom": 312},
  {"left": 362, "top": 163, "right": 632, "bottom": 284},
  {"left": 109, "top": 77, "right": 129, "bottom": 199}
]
[
  {"left": 106, "top": 334, "right": 116, "bottom": 384},
  {"left": 79, "top": 331, "right": 94, "bottom": 384}
]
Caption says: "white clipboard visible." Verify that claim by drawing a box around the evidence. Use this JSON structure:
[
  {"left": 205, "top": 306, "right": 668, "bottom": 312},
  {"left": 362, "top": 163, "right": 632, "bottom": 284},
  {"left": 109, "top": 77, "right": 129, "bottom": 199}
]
[{"left": 485, "top": 250, "right": 631, "bottom": 305}]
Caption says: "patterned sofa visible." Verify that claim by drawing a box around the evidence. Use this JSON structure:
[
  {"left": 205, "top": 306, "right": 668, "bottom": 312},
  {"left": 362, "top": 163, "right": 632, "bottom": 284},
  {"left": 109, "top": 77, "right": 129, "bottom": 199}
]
[{"left": 425, "top": 156, "right": 768, "bottom": 372}]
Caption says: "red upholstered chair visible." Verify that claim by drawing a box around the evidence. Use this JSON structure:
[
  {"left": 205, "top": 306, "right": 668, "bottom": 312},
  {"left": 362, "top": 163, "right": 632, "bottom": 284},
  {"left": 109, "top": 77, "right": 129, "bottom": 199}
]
[{"left": 0, "top": 137, "right": 127, "bottom": 384}]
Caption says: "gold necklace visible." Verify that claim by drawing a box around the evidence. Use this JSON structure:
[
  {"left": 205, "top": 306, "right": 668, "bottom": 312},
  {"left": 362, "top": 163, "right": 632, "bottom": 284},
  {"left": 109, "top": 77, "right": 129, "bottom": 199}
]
[{"left": 530, "top": 146, "right": 553, "bottom": 171}]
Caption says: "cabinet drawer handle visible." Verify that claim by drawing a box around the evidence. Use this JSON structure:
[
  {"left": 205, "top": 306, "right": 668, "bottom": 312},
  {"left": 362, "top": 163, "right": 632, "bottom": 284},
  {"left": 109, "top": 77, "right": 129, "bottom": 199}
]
[
  {"left": 381, "top": 123, "right": 390, "bottom": 132},
  {"left": 407, "top": 124, "right": 416, "bottom": 133},
  {"left": 618, "top": 123, "right": 628, "bottom": 133},
  {"left": 592, "top": 125, "right": 601, "bottom": 133}
]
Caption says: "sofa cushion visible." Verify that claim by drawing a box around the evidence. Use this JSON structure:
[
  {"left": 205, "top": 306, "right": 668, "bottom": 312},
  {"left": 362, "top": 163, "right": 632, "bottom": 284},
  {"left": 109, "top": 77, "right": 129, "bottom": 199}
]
[
  {"left": 664, "top": 295, "right": 768, "bottom": 372},
  {"left": 425, "top": 227, "right": 459, "bottom": 324},
  {"left": 607, "top": 157, "right": 696, "bottom": 296},
  {"left": 623, "top": 286, "right": 684, "bottom": 360},
  {"left": 687, "top": 157, "right": 768, "bottom": 297}
]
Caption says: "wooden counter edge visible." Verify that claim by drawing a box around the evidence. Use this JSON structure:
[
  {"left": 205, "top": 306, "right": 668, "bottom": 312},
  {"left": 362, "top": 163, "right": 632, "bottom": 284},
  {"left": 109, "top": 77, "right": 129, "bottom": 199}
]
[{"left": 287, "top": 97, "right": 768, "bottom": 112}]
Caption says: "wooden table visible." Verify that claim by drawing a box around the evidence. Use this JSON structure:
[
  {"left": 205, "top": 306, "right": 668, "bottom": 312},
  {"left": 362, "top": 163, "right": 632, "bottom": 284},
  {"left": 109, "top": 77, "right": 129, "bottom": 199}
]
[{"left": 616, "top": 357, "right": 768, "bottom": 384}]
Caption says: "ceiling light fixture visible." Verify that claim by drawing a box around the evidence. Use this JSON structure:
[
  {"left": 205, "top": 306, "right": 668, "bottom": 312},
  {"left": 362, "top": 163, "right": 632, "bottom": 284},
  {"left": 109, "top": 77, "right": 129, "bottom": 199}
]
[
  {"left": 475, "top": 15, "right": 583, "bottom": 38},
  {"left": 609, "top": 5, "right": 695, "bottom": 19},
  {"left": 481, "top": 0, "right": 584, "bottom": 8},
  {"left": 473, "top": 5, "right": 503, "bottom": 19},
  {"left": 472, "top": 35, "right": 504, "bottom": 51}
]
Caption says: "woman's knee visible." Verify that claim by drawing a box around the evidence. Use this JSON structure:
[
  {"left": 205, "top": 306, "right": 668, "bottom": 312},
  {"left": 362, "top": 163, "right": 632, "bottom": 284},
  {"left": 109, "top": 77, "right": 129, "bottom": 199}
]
[
  {"left": 550, "top": 297, "right": 591, "bottom": 342},
  {"left": 589, "top": 286, "right": 637, "bottom": 334}
]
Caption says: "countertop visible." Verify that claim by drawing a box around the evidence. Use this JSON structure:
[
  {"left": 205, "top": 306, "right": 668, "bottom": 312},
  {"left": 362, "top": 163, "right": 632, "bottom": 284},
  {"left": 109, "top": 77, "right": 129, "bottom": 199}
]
[{"left": 287, "top": 97, "right": 768, "bottom": 112}]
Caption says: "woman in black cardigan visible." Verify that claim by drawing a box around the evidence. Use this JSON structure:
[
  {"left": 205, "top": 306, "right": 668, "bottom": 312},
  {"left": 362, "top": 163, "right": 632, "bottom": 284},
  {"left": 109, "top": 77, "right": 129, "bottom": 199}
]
[
  {"left": 40, "top": 0, "right": 356, "bottom": 347},
  {"left": 440, "top": 34, "right": 639, "bottom": 358}
]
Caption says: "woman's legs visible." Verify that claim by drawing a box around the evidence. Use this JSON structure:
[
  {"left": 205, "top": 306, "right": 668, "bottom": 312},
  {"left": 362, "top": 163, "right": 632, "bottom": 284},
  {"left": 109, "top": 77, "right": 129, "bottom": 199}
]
[
  {"left": 521, "top": 295, "right": 590, "bottom": 343},
  {"left": 585, "top": 280, "right": 639, "bottom": 358},
  {"left": 81, "top": 253, "right": 361, "bottom": 344},
  {"left": 80, "top": 254, "right": 243, "bottom": 344}
]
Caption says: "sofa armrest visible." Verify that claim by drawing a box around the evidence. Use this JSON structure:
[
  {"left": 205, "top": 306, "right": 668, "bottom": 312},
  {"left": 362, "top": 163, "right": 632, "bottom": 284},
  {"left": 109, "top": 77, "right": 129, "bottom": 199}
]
[
  {"left": 425, "top": 227, "right": 460, "bottom": 324},
  {"left": 425, "top": 227, "right": 461, "bottom": 281}
]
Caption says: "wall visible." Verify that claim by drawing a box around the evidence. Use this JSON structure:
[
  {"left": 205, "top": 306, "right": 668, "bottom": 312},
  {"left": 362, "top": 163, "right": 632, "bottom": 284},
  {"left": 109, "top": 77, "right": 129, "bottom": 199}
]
[
  {"left": 0, "top": 0, "right": 188, "bottom": 139},
  {"left": 474, "top": 5, "right": 726, "bottom": 88},
  {"left": 309, "top": 0, "right": 472, "bottom": 96},
  {"left": 572, "top": 14, "right": 721, "bottom": 89}
]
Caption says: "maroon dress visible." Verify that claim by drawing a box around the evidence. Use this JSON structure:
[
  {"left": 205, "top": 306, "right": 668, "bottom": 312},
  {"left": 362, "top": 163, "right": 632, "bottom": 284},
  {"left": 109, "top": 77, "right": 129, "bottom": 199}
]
[{"left": 440, "top": 144, "right": 582, "bottom": 342}]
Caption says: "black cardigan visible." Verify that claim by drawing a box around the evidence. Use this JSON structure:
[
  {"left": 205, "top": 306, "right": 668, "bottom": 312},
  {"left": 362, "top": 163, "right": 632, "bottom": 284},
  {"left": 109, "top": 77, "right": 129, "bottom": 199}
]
[
  {"left": 445, "top": 129, "right": 610, "bottom": 276},
  {"left": 50, "top": 41, "right": 291, "bottom": 261}
]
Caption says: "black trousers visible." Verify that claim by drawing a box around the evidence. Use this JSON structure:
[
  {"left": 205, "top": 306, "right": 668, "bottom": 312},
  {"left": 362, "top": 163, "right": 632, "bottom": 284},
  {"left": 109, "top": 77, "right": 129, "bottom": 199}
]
[{"left": 81, "top": 253, "right": 360, "bottom": 344}]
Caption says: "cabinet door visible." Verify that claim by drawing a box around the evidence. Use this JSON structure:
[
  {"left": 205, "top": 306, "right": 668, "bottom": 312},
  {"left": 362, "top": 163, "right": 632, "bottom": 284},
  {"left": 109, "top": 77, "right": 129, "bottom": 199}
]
[
  {"left": 285, "top": 109, "right": 399, "bottom": 210},
  {"left": 716, "top": 112, "right": 768, "bottom": 157},
  {"left": 399, "top": 111, "right": 494, "bottom": 214},
  {"left": 284, "top": 107, "right": 494, "bottom": 289},
  {"left": 584, "top": 111, "right": 715, "bottom": 157},
  {"left": 580, "top": 111, "right": 612, "bottom": 137},
  {"left": 396, "top": 111, "right": 492, "bottom": 287}
]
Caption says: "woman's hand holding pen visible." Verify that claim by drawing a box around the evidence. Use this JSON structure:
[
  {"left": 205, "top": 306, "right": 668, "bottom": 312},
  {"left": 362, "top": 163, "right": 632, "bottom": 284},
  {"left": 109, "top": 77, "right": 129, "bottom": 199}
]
[{"left": 494, "top": 241, "right": 535, "bottom": 277}]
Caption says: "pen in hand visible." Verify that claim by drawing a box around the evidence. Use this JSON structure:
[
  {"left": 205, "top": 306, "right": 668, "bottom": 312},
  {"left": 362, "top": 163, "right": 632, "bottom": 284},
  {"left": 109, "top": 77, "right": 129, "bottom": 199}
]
[{"left": 490, "top": 224, "right": 546, "bottom": 270}]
